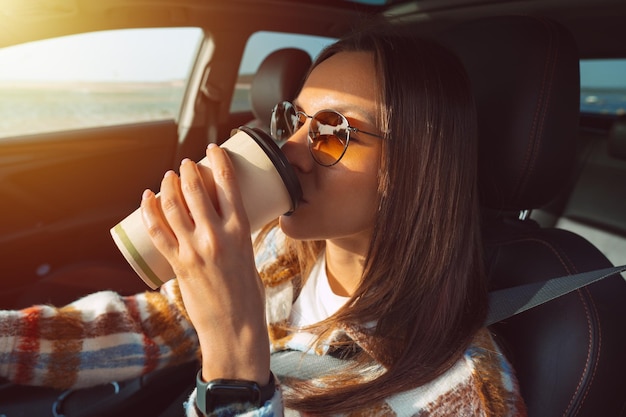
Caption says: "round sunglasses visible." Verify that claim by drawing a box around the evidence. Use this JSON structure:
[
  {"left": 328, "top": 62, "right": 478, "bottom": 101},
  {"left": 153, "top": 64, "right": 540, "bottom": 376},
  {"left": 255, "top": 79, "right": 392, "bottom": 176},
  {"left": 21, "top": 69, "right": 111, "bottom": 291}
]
[{"left": 270, "top": 101, "right": 382, "bottom": 166}]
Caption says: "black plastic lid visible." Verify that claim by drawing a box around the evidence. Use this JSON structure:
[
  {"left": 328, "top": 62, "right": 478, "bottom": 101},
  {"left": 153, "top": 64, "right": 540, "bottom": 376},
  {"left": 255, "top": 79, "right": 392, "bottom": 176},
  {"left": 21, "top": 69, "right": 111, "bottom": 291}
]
[{"left": 237, "top": 126, "right": 302, "bottom": 214}]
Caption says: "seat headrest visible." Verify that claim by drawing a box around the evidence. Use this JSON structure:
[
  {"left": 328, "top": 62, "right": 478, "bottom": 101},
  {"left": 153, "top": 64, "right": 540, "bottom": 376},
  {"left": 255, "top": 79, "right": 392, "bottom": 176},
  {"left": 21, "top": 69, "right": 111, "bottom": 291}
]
[
  {"left": 250, "top": 48, "right": 312, "bottom": 129},
  {"left": 441, "top": 16, "right": 580, "bottom": 211},
  {"left": 609, "top": 115, "right": 626, "bottom": 160}
]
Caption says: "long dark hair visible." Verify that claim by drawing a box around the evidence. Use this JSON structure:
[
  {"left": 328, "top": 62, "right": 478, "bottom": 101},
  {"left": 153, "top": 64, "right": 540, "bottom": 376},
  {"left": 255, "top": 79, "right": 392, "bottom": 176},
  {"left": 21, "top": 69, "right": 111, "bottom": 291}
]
[{"left": 260, "top": 25, "right": 487, "bottom": 414}]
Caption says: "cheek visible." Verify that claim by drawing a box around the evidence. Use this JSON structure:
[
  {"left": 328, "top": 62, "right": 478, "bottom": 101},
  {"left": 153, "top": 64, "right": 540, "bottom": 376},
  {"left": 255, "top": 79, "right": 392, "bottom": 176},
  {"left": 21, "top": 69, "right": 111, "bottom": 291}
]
[
  {"left": 335, "top": 154, "right": 380, "bottom": 209},
  {"left": 279, "top": 169, "right": 380, "bottom": 240},
  {"left": 328, "top": 175, "right": 378, "bottom": 220}
]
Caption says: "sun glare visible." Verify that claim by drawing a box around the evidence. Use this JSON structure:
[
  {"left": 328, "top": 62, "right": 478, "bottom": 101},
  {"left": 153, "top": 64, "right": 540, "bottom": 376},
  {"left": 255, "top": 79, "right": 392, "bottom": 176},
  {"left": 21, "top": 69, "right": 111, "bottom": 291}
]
[{"left": 0, "top": 27, "right": 202, "bottom": 83}]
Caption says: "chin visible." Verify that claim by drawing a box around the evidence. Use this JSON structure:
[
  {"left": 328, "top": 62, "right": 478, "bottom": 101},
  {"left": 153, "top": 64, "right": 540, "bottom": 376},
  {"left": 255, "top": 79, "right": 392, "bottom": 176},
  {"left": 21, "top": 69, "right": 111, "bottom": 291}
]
[
  {"left": 278, "top": 214, "right": 321, "bottom": 241},
  {"left": 278, "top": 214, "right": 303, "bottom": 238}
]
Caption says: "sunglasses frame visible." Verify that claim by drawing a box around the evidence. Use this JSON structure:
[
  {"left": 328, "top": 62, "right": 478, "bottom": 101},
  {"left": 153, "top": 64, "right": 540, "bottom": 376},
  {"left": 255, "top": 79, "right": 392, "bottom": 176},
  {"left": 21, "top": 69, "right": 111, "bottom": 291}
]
[{"left": 271, "top": 101, "right": 382, "bottom": 167}]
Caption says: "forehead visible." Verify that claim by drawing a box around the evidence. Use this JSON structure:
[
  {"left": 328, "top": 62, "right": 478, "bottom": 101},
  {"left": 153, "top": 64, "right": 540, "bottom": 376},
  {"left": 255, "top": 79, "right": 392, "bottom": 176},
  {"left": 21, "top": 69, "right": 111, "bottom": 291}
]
[{"left": 297, "top": 51, "right": 379, "bottom": 117}]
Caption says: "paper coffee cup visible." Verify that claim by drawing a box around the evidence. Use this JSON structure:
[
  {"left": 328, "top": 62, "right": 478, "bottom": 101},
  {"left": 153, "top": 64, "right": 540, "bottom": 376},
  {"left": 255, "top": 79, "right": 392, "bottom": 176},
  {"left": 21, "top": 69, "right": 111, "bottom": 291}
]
[{"left": 110, "top": 127, "right": 302, "bottom": 289}]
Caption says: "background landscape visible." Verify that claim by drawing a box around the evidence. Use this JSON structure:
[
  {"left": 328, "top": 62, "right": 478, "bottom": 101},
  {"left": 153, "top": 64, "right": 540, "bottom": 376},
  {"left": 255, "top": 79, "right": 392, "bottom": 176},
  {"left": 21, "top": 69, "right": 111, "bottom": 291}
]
[{"left": 0, "top": 76, "right": 255, "bottom": 139}]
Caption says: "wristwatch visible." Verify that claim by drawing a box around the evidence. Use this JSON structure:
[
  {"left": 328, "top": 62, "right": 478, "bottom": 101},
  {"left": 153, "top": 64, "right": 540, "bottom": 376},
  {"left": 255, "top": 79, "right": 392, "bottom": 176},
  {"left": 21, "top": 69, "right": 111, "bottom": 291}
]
[{"left": 195, "top": 370, "right": 276, "bottom": 415}]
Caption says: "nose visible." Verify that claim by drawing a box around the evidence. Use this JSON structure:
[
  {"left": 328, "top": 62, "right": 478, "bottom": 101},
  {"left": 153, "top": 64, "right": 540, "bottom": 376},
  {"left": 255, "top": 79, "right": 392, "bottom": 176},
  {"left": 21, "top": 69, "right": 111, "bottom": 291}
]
[{"left": 280, "top": 122, "right": 314, "bottom": 173}]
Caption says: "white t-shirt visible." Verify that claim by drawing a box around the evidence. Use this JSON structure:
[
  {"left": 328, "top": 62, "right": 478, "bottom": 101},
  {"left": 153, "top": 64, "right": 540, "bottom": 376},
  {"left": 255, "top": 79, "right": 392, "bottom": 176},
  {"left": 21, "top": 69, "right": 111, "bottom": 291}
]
[{"left": 289, "top": 254, "right": 349, "bottom": 328}]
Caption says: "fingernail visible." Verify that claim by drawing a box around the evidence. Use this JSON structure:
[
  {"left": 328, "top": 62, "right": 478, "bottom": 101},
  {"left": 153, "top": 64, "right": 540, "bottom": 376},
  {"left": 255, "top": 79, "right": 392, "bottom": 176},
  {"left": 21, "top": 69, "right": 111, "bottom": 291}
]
[
  {"left": 207, "top": 143, "right": 217, "bottom": 150},
  {"left": 181, "top": 158, "right": 191, "bottom": 165},
  {"left": 142, "top": 189, "right": 154, "bottom": 200}
]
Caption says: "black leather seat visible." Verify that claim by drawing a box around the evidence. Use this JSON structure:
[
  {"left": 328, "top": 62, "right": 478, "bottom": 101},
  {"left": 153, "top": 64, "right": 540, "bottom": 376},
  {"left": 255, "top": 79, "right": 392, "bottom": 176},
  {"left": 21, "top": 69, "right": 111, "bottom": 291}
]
[
  {"left": 442, "top": 16, "right": 626, "bottom": 417},
  {"left": 247, "top": 47, "right": 312, "bottom": 132}
]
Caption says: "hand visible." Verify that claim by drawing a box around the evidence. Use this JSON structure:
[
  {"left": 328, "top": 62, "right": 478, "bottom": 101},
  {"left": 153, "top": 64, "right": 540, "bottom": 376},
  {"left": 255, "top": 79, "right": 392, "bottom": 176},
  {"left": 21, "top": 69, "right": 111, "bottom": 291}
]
[{"left": 140, "top": 143, "right": 270, "bottom": 385}]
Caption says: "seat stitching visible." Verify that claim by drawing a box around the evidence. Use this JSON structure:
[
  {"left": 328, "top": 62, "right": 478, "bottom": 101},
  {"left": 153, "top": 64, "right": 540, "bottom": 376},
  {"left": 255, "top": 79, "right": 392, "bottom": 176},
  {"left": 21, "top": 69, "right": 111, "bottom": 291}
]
[
  {"left": 514, "top": 18, "right": 557, "bottom": 203},
  {"left": 567, "top": 287, "right": 602, "bottom": 417},
  {"left": 546, "top": 248, "right": 597, "bottom": 417},
  {"left": 490, "top": 236, "right": 594, "bottom": 417}
]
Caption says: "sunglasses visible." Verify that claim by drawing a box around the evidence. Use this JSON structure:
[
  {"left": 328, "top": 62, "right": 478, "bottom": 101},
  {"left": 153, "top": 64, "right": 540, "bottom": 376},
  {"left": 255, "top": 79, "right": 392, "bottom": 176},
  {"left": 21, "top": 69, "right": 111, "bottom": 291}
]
[{"left": 270, "top": 101, "right": 382, "bottom": 166}]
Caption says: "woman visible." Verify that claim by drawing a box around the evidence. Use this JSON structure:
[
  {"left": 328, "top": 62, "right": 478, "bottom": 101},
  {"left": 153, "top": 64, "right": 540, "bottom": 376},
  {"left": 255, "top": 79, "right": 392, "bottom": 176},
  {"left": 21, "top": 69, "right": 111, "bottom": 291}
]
[
  {"left": 141, "top": 24, "right": 526, "bottom": 416},
  {"left": 0, "top": 27, "right": 526, "bottom": 416}
]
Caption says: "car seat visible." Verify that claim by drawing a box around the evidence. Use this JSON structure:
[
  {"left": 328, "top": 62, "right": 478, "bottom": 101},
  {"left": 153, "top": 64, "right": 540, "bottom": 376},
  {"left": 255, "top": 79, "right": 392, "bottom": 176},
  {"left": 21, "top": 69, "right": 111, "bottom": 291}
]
[
  {"left": 441, "top": 16, "right": 626, "bottom": 417},
  {"left": 246, "top": 47, "right": 312, "bottom": 132}
]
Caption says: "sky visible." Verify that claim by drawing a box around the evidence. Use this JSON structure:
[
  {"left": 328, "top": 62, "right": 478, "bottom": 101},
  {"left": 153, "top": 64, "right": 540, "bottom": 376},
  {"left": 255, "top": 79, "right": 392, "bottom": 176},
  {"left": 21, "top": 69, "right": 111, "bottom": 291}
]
[{"left": 0, "top": 28, "right": 202, "bottom": 82}]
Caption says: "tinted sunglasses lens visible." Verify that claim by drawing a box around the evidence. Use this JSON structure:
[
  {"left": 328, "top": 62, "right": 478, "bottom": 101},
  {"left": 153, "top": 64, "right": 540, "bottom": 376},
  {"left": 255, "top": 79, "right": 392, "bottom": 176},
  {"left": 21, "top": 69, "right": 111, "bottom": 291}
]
[
  {"left": 270, "top": 101, "right": 298, "bottom": 142},
  {"left": 309, "top": 111, "right": 349, "bottom": 166}
]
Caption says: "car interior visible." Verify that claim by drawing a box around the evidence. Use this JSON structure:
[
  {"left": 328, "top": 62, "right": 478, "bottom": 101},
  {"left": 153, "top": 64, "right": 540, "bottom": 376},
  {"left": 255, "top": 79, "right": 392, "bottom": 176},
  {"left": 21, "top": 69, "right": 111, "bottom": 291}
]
[
  {"left": 441, "top": 15, "right": 625, "bottom": 417},
  {"left": 0, "top": 0, "right": 625, "bottom": 416}
]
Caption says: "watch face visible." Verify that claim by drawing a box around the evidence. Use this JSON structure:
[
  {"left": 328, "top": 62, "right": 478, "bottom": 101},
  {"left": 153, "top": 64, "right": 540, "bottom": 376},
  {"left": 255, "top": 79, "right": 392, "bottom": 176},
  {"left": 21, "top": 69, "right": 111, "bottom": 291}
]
[{"left": 206, "top": 381, "right": 262, "bottom": 410}]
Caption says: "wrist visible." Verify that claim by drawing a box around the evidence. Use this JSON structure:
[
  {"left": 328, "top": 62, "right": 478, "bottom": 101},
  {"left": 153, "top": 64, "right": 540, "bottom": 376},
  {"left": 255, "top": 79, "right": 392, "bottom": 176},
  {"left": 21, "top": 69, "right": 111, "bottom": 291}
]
[{"left": 198, "top": 327, "right": 270, "bottom": 385}]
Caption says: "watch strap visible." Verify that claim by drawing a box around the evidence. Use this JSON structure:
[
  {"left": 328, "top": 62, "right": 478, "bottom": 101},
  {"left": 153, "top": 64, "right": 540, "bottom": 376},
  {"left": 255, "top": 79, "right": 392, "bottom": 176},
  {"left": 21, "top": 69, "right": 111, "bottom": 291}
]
[{"left": 195, "top": 370, "right": 275, "bottom": 415}]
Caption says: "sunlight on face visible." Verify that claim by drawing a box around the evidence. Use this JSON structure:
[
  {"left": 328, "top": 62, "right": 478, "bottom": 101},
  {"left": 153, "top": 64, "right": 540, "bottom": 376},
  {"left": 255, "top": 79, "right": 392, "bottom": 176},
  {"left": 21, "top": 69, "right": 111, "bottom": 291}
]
[{"left": 279, "top": 52, "right": 382, "bottom": 251}]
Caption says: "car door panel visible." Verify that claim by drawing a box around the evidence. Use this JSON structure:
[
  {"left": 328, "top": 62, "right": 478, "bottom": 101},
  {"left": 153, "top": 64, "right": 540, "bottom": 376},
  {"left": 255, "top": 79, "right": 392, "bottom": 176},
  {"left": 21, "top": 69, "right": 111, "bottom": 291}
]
[{"left": 0, "top": 120, "right": 178, "bottom": 308}]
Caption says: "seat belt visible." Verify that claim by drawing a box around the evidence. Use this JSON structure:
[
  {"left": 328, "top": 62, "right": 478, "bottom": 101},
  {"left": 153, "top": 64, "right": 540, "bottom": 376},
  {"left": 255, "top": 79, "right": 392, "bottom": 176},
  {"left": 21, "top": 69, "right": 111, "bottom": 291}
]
[
  {"left": 486, "top": 264, "right": 626, "bottom": 325},
  {"left": 271, "top": 264, "right": 626, "bottom": 379}
]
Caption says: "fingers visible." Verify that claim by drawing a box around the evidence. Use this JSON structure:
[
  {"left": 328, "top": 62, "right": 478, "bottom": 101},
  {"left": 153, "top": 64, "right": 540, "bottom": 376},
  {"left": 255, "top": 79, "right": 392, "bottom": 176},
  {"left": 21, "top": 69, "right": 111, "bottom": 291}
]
[
  {"left": 179, "top": 157, "right": 219, "bottom": 229},
  {"left": 204, "top": 143, "right": 249, "bottom": 230},
  {"left": 141, "top": 166, "right": 200, "bottom": 254},
  {"left": 140, "top": 186, "right": 180, "bottom": 257},
  {"left": 141, "top": 164, "right": 213, "bottom": 273},
  {"left": 141, "top": 144, "right": 249, "bottom": 261}
]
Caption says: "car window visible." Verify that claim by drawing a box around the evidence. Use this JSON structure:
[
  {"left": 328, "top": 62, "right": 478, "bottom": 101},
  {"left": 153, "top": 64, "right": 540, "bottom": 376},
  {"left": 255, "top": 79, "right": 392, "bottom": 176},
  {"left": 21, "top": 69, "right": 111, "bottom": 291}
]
[
  {"left": 580, "top": 59, "right": 626, "bottom": 115},
  {"left": 230, "top": 31, "right": 335, "bottom": 113},
  {"left": 0, "top": 27, "right": 203, "bottom": 139}
]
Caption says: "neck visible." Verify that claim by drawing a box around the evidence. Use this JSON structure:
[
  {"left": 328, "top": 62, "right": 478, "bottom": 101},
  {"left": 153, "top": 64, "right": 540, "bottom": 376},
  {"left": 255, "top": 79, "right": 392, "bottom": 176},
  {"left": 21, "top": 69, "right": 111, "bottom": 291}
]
[{"left": 324, "top": 237, "right": 369, "bottom": 297}]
